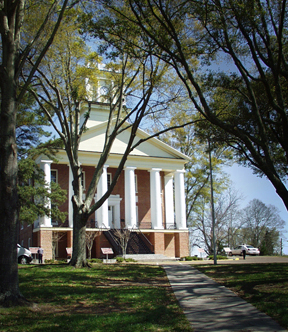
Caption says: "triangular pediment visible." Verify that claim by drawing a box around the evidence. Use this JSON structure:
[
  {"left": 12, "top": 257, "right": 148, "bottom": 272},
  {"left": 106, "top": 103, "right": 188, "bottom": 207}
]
[{"left": 79, "top": 121, "right": 189, "bottom": 161}]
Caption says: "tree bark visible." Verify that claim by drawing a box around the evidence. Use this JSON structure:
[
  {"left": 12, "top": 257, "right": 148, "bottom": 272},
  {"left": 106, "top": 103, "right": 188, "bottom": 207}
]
[
  {"left": 69, "top": 211, "right": 88, "bottom": 268},
  {"left": 0, "top": 32, "right": 23, "bottom": 305}
]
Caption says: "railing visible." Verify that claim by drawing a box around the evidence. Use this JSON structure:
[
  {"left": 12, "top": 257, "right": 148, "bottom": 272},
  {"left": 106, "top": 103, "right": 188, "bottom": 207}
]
[
  {"left": 103, "top": 228, "right": 122, "bottom": 255},
  {"left": 166, "top": 223, "right": 177, "bottom": 229},
  {"left": 131, "top": 227, "right": 154, "bottom": 254}
]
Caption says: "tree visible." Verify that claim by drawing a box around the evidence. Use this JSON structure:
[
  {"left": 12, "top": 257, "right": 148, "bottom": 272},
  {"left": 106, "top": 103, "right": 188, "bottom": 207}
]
[
  {"left": 29, "top": 8, "right": 193, "bottom": 267},
  {"left": 52, "top": 231, "right": 66, "bottom": 260},
  {"left": 18, "top": 155, "right": 67, "bottom": 225},
  {"left": 240, "top": 199, "right": 285, "bottom": 252},
  {"left": 113, "top": 228, "right": 132, "bottom": 257},
  {"left": 85, "top": 0, "right": 288, "bottom": 214},
  {"left": 192, "top": 187, "right": 243, "bottom": 255},
  {"left": 259, "top": 228, "right": 280, "bottom": 255},
  {"left": 27, "top": 4, "right": 199, "bottom": 267},
  {"left": 0, "top": 0, "right": 75, "bottom": 306},
  {"left": 16, "top": 96, "right": 67, "bottom": 226},
  {"left": 85, "top": 230, "right": 100, "bottom": 260}
]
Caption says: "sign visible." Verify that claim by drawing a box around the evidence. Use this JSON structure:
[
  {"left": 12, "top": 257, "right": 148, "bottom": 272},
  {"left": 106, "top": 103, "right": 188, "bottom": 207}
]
[
  {"left": 66, "top": 248, "right": 72, "bottom": 255},
  {"left": 197, "top": 248, "right": 205, "bottom": 253},
  {"left": 29, "top": 247, "right": 39, "bottom": 254},
  {"left": 101, "top": 248, "right": 113, "bottom": 255}
]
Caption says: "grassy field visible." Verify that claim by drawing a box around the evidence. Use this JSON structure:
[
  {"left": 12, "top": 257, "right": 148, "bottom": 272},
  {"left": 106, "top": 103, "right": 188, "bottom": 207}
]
[
  {"left": 0, "top": 263, "right": 193, "bottom": 332},
  {"left": 196, "top": 263, "right": 288, "bottom": 330}
]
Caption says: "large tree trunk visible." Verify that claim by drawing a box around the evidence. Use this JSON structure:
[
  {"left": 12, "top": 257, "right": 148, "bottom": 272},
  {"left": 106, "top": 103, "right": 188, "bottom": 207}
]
[
  {"left": 0, "top": 43, "right": 23, "bottom": 305},
  {"left": 69, "top": 212, "right": 88, "bottom": 268}
]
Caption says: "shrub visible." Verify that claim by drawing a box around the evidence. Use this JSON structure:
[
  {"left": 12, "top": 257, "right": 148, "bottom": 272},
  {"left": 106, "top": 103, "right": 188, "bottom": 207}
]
[
  {"left": 124, "top": 258, "right": 136, "bottom": 262},
  {"left": 88, "top": 258, "right": 103, "bottom": 264},
  {"left": 116, "top": 257, "right": 136, "bottom": 263},
  {"left": 208, "top": 255, "right": 228, "bottom": 260},
  {"left": 184, "top": 256, "right": 203, "bottom": 261},
  {"left": 116, "top": 256, "right": 125, "bottom": 263}
]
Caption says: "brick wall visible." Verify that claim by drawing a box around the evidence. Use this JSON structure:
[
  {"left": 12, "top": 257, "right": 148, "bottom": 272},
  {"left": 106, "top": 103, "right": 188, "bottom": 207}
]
[
  {"left": 136, "top": 170, "right": 151, "bottom": 228},
  {"left": 18, "top": 223, "right": 33, "bottom": 248},
  {"left": 39, "top": 230, "right": 53, "bottom": 261},
  {"left": 175, "top": 232, "right": 189, "bottom": 258},
  {"left": 164, "top": 233, "right": 175, "bottom": 257},
  {"left": 152, "top": 232, "right": 165, "bottom": 255}
]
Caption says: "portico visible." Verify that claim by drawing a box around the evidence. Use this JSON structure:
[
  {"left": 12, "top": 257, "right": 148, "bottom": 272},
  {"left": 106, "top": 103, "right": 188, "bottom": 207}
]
[{"left": 26, "top": 102, "right": 190, "bottom": 260}]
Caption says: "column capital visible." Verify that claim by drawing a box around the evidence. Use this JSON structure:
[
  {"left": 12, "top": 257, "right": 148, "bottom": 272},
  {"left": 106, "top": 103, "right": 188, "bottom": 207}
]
[
  {"left": 149, "top": 168, "right": 162, "bottom": 173},
  {"left": 174, "top": 169, "right": 186, "bottom": 174},
  {"left": 39, "top": 159, "right": 53, "bottom": 165},
  {"left": 125, "top": 166, "right": 137, "bottom": 170}
]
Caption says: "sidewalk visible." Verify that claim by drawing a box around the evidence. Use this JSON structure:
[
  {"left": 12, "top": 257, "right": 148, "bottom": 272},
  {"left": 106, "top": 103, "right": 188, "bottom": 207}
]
[{"left": 163, "top": 264, "right": 287, "bottom": 332}]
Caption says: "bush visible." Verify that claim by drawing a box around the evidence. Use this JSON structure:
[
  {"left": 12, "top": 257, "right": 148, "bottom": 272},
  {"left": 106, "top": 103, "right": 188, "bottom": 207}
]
[
  {"left": 88, "top": 258, "right": 103, "bottom": 264},
  {"left": 116, "top": 256, "right": 136, "bottom": 263},
  {"left": 124, "top": 258, "right": 136, "bottom": 262},
  {"left": 116, "top": 256, "right": 125, "bottom": 263},
  {"left": 184, "top": 256, "right": 203, "bottom": 261},
  {"left": 208, "top": 255, "right": 228, "bottom": 260}
]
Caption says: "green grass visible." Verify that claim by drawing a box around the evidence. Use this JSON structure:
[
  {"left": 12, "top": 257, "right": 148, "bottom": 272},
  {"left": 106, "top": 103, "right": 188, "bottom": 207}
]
[
  {"left": 196, "top": 263, "right": 288, "bottom": 329},
  {"left": 0, "top": 264, "right": 193, "bottom": 332}
]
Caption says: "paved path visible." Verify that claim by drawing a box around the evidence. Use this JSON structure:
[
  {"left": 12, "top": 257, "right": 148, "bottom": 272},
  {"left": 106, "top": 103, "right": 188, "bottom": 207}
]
[{"left": 163, "top": 264, "right": 287, "bottom": 332}]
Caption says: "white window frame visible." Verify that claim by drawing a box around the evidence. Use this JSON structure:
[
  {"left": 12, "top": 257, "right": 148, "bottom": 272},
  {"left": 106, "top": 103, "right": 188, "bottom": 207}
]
[{"left": 51, "top": 169, "right": 58, "bottom": 183}]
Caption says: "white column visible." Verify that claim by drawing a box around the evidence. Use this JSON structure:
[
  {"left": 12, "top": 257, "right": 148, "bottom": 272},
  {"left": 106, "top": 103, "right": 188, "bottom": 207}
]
[
  {"left": 125, "top": 167, "right": 137, "bottom": 229},
  {"left": 174, "top": 170, "right": 187, "bottom": 229},
  {"left": 164, "top": 174, "right": 175, "bottom": 228},
  {"left": 149, "top": 168, "right": 163, "bottom": 229},
  {"left": 68, "top": 165, "right": 73, "bottom": 228},
  {"left": 97, "top": 165, "right": 109, "bottom": 228},
  {"left": 39, "top": 159, "right": 53, "bottom": 227}
]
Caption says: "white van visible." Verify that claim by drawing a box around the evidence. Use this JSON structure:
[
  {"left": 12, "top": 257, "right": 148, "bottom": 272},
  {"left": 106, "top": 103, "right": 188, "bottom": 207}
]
[{"left": 17, "top": 244, "right": 32, "bottom": 264}]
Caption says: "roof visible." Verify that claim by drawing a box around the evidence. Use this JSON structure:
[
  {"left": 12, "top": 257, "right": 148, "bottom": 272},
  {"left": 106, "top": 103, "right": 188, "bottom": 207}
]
[{"left": 79, "top": 119, "right": 190, "bottom": 161}]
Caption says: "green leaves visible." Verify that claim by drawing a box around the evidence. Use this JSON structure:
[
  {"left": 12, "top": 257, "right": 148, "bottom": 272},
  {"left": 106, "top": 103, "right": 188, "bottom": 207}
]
[{"left": 18, "top": 157, "right": 67, "bottom": 225}]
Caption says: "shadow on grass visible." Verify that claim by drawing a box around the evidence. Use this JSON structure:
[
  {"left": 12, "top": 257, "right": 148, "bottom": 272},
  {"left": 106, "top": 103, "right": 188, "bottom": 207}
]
[
  {"left": 0, "top": 264, "right": 192, "bottom": 332},
  {"left": 1, "top": 305, "right": 188, "bottom": 332}
]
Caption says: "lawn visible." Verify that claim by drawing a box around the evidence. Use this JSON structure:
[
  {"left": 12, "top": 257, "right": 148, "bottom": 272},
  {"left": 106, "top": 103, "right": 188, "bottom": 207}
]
[
  {"left": 196, "top": 263, "right": 288, "bottom": 330},
  {"left": 0, "top": 263, "right": 193, "bottom": 332}
]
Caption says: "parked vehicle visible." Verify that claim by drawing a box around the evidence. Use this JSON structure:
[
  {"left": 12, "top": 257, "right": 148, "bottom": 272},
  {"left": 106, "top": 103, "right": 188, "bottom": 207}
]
[
  {"left": 17, "top": 244, "right": 32, "bottom": 264},
  {"left": 229, "top": 244, "right": 260, "bottom": 256}
]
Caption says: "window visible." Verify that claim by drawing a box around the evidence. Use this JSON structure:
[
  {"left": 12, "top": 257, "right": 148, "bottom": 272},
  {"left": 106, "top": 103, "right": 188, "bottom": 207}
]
[
  {"left": 51, "top": 169, "right": 59, "bottom": 226},
  {"left": 81, "top": 171, "right": 85, "bottom": 190},
  {"left": 51, "top": 169, "right": 58, "bottom": 183},
  {"left": 135, "top": 174, "right": 138, "bottom": 193},
  {"left": 107, "top": 173, "right": 112, "bottom": 188}
]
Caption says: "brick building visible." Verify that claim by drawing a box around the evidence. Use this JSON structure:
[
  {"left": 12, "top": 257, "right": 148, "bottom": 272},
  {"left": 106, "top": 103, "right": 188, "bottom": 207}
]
[{"left": 19, "top": 101, "right": 190, "bottom": 260}]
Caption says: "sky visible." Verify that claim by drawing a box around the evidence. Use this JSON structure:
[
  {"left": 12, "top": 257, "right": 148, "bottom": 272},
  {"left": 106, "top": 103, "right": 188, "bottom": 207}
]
[{"left": 224, "top": 164, "right": 288, "bottom": 255}]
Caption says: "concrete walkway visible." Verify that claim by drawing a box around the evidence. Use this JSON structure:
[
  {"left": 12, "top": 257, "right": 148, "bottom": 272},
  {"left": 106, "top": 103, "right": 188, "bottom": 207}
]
[{"left": 163, "top": 264, "right": 287, "bottom": 332}]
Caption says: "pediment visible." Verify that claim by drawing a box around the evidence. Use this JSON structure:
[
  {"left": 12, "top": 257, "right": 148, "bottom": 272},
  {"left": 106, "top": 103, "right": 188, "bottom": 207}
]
[{"left": 79, "top": 121, "right": 189, "bottom": 161}]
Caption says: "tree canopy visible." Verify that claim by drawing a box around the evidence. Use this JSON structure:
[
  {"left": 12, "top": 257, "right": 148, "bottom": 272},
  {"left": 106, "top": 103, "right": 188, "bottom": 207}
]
[
  {"left": 84, "top": 0, "right": 288, "bottom": 212},
  {"left": 0, "top": 0, "right": 77, "bottom": 305}
]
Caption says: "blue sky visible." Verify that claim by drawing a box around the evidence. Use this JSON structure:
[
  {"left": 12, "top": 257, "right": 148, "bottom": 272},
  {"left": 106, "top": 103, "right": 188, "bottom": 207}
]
[{"left": 225, "top": 164, "right": 288, "bottom": 254}]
